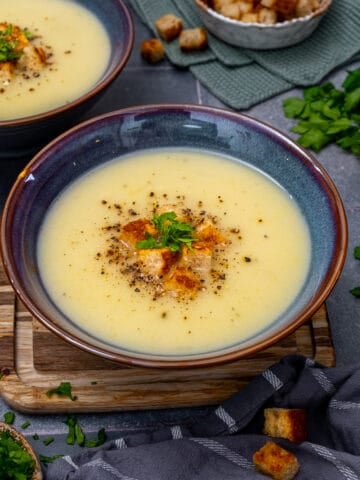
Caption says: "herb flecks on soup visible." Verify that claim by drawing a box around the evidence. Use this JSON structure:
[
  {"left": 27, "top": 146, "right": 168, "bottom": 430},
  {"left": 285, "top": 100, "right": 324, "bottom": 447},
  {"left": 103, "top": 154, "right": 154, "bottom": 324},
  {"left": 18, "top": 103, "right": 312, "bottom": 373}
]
[
  {"left": 98, "top": 205, "right": 232, "bottom": 300},
  {"left": 0, "top": 22, "right": 52, "bottom": 88}
]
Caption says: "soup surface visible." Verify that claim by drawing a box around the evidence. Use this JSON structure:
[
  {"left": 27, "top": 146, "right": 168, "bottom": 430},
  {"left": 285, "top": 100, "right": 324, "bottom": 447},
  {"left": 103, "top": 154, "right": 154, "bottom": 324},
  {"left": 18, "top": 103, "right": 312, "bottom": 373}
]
[
  {"left": 37, "top": 149, "right": 311, "bottom": 355},
  {"left": 0, "top": 0, "right": 110, "bottom": 120}
]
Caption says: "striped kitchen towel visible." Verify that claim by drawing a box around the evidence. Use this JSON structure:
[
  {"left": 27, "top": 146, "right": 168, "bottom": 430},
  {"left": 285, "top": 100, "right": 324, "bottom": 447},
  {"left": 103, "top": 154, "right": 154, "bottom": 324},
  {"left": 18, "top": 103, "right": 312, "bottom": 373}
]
[{"left": 47, "top": 354, "right": 360, "bottom": 479}]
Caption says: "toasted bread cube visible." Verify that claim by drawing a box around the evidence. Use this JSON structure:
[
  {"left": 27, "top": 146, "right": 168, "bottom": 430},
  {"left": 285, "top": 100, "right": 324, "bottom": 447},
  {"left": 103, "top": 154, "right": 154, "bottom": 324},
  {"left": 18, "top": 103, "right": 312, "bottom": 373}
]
[
  {"left": 120, "top": 219, "right": 157, "bottom": 249},
  {"left": 0, "top": 61, "right": 14, "bottom": 83},
  {"left": 260, "top": 0, "right": 276, "bottom": 7},
  {"left": 295, "top": 0, "right": 320, "bottom": 17},
  {"left": 258, "top": 7, "right": 278, "bottom": 23},
  {"left": 140, "top": 38, "right": 165, "bottom": 64},
  {"left": 164, "top": 265, "right": 202, "bottom": 298},
  {"left": 155, "top": 13, "right": 183, "bottom": 42},
  {"left": 236, "top": 0, "right": 254, "bottom": 14},
  {"left": 241, "top": 12, "right": 259, "bottom": 22},
  {"left": 213, "top": 0, "right": 237, "bottom": 12},
  {"left": 263, "top": 408, "right": 307, "bottom": 444},
  {"left": 274, "top": 0, "right": 298, "bottom": 15},
  {"left": 138, "top": 248, "right": 178, "bottom": 277},
  {"left": 253, "top": 441, "right": 299, "bottom": 480},
  {"left": 219, "top": 3, "right": 242, "bottom": 19},
  {"left": 179, "top": 27, "right": 208, "bottom": 52}
]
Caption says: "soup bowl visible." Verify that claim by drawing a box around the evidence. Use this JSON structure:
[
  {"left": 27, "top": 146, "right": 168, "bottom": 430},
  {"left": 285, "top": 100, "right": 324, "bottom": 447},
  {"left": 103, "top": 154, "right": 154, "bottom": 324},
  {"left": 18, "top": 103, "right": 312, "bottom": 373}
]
[
  {"left": 0, "top": 104, "right": 347, "bottom": 368},
  {"left": 0, "top": 0, "right": 133, "bottom": 158}
]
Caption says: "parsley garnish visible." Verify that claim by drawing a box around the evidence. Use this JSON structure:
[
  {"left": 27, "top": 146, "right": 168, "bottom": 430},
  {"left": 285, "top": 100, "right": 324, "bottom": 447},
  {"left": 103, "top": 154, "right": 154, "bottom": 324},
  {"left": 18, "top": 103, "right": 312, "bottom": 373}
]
[
  {"left": 0, "top": 24, "right": 22, "bottom": 62},
  {"left": 64, "top": 415, "right": 107, "bottom": 448},
  {"left": 283, "top": 68, "right": 360, "bottom": 156},
  {"left": 351, "top": 245, "right": 360, "bottom": 298},
  {"left": 0, "top": 430, "right": 35, "bottom": 480},
  {"left": 46, "top": 381, "right": 77, "bottom": 401},
  {"left": 3, "top": 411, "right": 15, "bottom": 425},
  {"left": 43, "top": 437, "right": 55, "bottom": 446},
  {"left": 39, "top": 454, "right": 64, "bottom": 465},
  {"left": 136, "top": 211, "right": 196, "bottom": 252}
]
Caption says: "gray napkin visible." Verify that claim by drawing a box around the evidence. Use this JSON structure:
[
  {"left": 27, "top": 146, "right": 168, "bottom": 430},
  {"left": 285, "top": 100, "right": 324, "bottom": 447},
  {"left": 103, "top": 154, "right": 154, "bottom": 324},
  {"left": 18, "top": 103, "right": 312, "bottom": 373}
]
[
  {"left": 131, "top": 0, "right": 360, "bottom": 109},
  {"left": 46, "top": 355, "right": 360, "bottom": 479}
]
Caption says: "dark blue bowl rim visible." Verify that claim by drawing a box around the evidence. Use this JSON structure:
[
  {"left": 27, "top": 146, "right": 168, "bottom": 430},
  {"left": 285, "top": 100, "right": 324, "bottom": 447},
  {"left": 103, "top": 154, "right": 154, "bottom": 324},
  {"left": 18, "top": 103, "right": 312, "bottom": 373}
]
[
  {"left": 0, "top": 0, "right": 134, "bottom": 128},
  {"left": 0, "top": 103, "right": 348, "bottom": 368}
]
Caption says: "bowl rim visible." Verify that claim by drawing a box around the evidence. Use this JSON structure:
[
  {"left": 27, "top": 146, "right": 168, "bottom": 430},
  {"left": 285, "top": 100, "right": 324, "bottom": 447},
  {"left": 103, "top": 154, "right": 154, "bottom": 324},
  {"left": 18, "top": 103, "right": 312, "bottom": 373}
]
[
  {"left": 0, "top": 0, "right": 134, "bottom": 127},
  {"left": 0, "top": 103, "right": 348, "bottom": 369},
  {"left": 194, "top": 0, "right": 332, "bottom": 29}
]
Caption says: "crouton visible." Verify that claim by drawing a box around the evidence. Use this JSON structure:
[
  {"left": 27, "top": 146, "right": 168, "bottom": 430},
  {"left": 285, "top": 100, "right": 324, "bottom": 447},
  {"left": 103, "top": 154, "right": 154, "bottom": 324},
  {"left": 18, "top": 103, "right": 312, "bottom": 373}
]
[
  {"left": 0, "top": 62, "right": 13, "bottom": 84},
  {"left": 138, "top": 248, "right": 179, "bottom": 277},
  {"left": 179, "top": 27, "right": 208, "bottom": 52},
  {"left": 212, "top": 0, "right": 237, "bottom": 12},
  {"left": 236, "top": 0, "right": 255, "bottom": 14},
  {"left": 295, "top": 0, "right": 321, "bottom": 17},
  {"left": 155, "top": 13, "right": 183, "bottom": 42},
  {"left": 120, "top": 219, "right": 157, "bottom": 249},
  {"left": 263, "top": 408, "right": 307, "bottom": 444},
  {"left": 274, "top": 0, "right": 298, "bottom": 16},
  {"left": 260, "top": 0, "right": 276, "bottom": 7},
  {"left": 258, "top": 7, "right": 278, "bottom": 24},
  {"left": 219, "top": 3, "right": 242, "bottom": 19},
  {"left": 240, "top": 12, "right": 259, "bottom": 22},
  {"left": 164, "top": 265, "right": 203, "bottom": 298},
  {"left": 253, "top": 441, "right": 300, "bottom": 480},
  {"left": 140, "top": 38, "right": 165, "bottom": 64}
]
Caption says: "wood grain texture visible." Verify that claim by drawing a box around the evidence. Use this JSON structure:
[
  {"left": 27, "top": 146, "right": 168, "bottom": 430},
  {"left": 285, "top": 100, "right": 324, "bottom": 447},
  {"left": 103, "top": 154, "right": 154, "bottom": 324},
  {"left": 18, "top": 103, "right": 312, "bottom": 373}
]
[{"left": 0, "top": 263, "right": 335, "bottom": 414}]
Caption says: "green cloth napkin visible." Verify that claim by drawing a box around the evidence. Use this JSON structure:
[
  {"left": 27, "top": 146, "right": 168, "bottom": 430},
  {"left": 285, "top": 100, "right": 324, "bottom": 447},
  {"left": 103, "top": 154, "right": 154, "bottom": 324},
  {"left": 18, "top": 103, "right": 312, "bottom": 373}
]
[{"left": 131, "top": 0, "right": 360, "bottom": 109}]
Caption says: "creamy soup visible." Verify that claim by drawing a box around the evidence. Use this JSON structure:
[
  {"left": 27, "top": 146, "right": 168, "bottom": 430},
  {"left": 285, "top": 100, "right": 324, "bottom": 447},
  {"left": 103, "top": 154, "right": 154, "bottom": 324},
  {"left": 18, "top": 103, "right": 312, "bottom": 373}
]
[
  {"left": 0, "top": 0, "right": 110, "bottom": 120},
  {"left": 37, "top": 149, "right": 311, "bottom": 355}
]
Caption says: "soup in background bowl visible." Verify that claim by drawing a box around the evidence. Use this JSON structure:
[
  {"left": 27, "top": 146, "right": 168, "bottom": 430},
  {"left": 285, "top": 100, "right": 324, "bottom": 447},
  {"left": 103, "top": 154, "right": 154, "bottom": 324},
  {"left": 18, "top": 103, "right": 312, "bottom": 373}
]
[
  {"left": 0, "top": 104, "right": 348, "bottom": 368},
  {"left": 0, "top": 0, "right": 133, "bottom": 157}
]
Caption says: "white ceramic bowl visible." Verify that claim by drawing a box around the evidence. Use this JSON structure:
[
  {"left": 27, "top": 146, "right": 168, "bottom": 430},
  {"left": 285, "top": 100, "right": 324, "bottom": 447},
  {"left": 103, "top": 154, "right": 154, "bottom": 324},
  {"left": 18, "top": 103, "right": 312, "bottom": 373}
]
[{"left": 194, "top": 0, "right": 332, "bottom": 49}]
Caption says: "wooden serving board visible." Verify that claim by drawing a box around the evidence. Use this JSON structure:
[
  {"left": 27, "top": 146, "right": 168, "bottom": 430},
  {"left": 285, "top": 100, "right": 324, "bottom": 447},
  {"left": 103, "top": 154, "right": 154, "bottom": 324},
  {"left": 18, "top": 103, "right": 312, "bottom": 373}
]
[{"left": 0, "top": 263, "right": 335, "bottom": 414}]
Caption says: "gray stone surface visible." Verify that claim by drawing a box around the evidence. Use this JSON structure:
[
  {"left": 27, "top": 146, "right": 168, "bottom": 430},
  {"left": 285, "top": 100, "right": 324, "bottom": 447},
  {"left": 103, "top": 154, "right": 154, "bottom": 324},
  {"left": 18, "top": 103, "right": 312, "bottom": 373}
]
[{"left": 0, "top": 0, "right": 359, "bottom": 465}]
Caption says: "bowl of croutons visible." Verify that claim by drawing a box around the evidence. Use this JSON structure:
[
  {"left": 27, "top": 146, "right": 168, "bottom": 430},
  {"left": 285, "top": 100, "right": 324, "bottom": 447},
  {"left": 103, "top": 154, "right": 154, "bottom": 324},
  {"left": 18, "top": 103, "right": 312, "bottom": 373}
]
[{"left": 194, "top": 0, "right": 332, "bottom": 49}]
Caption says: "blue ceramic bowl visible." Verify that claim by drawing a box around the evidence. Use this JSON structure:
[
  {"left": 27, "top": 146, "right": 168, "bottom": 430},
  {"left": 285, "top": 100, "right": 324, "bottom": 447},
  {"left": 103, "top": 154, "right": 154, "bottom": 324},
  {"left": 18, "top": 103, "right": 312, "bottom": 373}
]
[
  {"left": 0, "top": 0, "right": 133, "bottom": 158},
  {"left": 0, "top": 105, "right": 348, "bottom": 368}
]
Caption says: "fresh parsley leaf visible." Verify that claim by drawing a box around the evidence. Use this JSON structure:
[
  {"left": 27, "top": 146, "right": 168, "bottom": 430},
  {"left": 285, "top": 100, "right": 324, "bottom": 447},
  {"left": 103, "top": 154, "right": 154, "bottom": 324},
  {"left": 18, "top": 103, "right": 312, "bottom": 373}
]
[
  {"left": 136, "top": 211, "right": 196, "bottom": 252},
  {"left": 283, "top": 68, "right": 360, "bottom": 156},
  {"left": 43, "top": 437, "right": 55, "bottom": 446},
  {"left": 21, "top": 421, "right": 30, "bottom": 430},
  {"left": 46, "top": 381, "right": 77, "bottom": 401},
  {"left": 3, "top": 411, "right": 15, "bottom": 425},
  {"left": 64, "top": 415, "right": 76, "bottom": 445},
  {"left": 84, "top": 428, "right": 107, "bottom": 448},
  {"left": 64, "top": 415, "right": 107, "bottom": 448},
  {"left": 351, "top": 287, "right": 360, "bottom": 298},
  {"left": 283, "top": 97, "right": 306, "bottom": 118},
  {"left": 39, "top": 454, "right": 64, "bottom": 465},
  {"left": 351, "top": 246, "right": 360, "bottom": 298}
]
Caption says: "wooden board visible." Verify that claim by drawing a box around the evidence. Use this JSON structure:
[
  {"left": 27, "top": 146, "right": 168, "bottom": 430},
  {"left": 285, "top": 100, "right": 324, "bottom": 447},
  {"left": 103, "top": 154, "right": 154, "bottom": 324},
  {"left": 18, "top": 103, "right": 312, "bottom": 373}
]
[{"left": 0, "top": 262, "right": 335, "bottom": 414}]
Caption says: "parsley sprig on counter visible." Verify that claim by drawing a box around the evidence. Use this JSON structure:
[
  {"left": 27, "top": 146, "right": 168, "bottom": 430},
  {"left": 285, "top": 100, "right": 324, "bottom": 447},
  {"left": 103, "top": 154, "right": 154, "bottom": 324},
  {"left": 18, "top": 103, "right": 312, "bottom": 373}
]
[
  {"left": 351, "top": 246, "right": 360, "bottom": 298},
  {"left": 136, "top": 211, "right": 196, "bottom": 252},
  {"left": 283, "top": 68, "right": 360, "bottom": 156}
]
